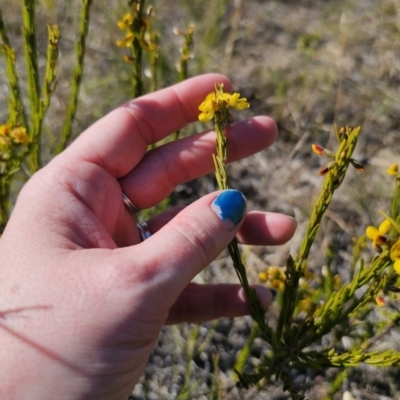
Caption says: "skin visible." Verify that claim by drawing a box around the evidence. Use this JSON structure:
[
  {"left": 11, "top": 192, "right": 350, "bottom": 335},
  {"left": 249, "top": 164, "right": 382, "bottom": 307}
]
[{"left": 0, "top": 74, "right": 296, "bottom": 399}]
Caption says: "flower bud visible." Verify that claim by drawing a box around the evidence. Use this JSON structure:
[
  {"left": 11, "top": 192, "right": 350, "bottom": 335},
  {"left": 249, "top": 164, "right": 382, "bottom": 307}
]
[
  {"left": 375, "top": 296, "right": 385, "bottom": 306},
  {"left": 312, "top": 144, "right": 335, "bottom": 158},
  {"left": 350, "top": 159, "right": 364, "bottom": 172},
  {"left": 318, "top": 161, "right": 336, "bottom": 176}
]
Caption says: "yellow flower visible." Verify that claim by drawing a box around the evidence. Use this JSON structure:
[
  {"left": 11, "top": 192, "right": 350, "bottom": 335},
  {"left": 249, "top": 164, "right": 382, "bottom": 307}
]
[
  {"left": 117, "top": 13, "right": 133, "bottom": 31},
  {"left": 10, "top": 127, "right": 30, "bottom": 144},
  {"left": 366, "top": 219, "right": 391, "bottom": 248},
  {"left": 0, "top": 136, "right": 11, "bottom": 147},
  {"left": 298, "top": 298, "right": 315, "bottom": 313},
  {"left": 198, "top": 85, "right": 250, "bottom": 122},
  {"left": 228, "top": 92, "right": 250, "bottom": 110},
  {"left": 386, "top": 163, "right": 398, "bottom": 176},
  {"left": 267, "top": 266, "right": 284, "bottom": 280},
  {"left": 271, "top": 279, "right": 285, "bottom": 292},
  {"left": 390, "top": 239, "right": 400, "bottom": 274},
  {"left": 258, "top": 271, "right": 268, "bottom": 282},
  {"left": 198, "top": 92, "right": 218, "bottom": 122},
  {"left": 116, "top": 32, "right": 134, "bottom": 48},
  {"left": 0, "top": 124, "right": 10, "bottom": 136}
]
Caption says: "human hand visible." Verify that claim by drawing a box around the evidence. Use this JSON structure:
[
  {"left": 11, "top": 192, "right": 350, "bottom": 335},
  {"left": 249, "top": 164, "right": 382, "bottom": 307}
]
[{"left": 0, "top": 74, "right": 296, "bottom": 399}]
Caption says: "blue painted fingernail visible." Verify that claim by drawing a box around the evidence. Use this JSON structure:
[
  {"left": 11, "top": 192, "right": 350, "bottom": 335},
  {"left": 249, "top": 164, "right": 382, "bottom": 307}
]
[
  {"left": 211, "top": 189, "right": 247, "bottom": 231},
  {"left": 269, "top": 289, "right": 278, "bottom": 301}
]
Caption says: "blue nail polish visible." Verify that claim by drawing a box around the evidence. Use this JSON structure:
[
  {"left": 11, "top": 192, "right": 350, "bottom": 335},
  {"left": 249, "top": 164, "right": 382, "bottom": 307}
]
[
  {"left": 211, "top": 189, "right": 247, "bottom": 231},
  {"left": 269, "top": 289, "right": 278, "bottom": 301}
]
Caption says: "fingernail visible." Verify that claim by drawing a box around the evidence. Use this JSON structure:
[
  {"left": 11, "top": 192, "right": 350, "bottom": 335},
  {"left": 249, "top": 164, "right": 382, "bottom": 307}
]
[
  {"left": 211, "top": 189, "right": 247, "bottom": 231},
  {"left": 269, "top": 289, "right": 278, "bottom": 301},
  {"left": 288, "top": 216, "right": 298, "bottom": 229}
]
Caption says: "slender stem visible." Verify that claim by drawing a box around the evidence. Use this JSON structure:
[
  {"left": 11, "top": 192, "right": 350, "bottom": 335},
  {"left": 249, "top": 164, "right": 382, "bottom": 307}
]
[
  {"left": 213, "top": 117, "right": 266, "bottom": 330},
  {"left": 0, "top": 7, "right": 28, "bottom": 128},
  {"left": 278, "top": 127, "right": 361, "bottom": 338},
  {"left": 42, "top": 25, "right": 60, "bottom": 113},
  {"left": 22, "top": 0, "right": 40, "bottom": 118},
  {"left": 57, "top": 0, "right": 93, "bottom": 154},
  {"left": 130, "top": 0, "right": 146, "bottom": 99},
  {"left": 21, "top": 0, "right": 42, "bottom": 170}
]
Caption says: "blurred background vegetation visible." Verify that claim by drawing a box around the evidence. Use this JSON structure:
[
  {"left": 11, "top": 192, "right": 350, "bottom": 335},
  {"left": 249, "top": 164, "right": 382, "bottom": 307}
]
[{"left": 1, "top": 0, "right": 400, "bottom": 398}]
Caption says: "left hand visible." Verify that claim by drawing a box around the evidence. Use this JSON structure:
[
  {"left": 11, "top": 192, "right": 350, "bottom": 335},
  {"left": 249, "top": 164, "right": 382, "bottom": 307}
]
[{"left": 0, "top": 74, "right": 296, "bottom": 399}]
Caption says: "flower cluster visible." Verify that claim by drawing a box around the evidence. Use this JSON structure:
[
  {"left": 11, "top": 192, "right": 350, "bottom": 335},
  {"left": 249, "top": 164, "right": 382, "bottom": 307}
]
[
  {"left": 116, "top": 8, "right": 157, "bottom": 56},
  {"left": 311, "top": 127, "right": 364, "bottom": 176},
  {"left": 0, "top": 124, "right": 30, "bottom": 147},
  {"left": 116, "top": 13, "right": 135, "bottom": 48},
  {"left": 363, "top": 166, "right": 400, "bottom": 306},
  {"left": 198, "top": 85, "right": 250, "bottom": 123},
  {"left": 258, "top": 266, "right": 286, "bottom": 292}
]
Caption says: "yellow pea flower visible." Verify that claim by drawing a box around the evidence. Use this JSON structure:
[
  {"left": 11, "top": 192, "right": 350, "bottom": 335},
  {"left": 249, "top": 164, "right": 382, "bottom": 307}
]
[
  {"left": 198, "top": 85, "right": 250, "bottom": 123},
  {"left": 217, "top": 92, "right": 231, "bottom": 103},
  {"left": 271, "top": 279, "right": 285, "bottom": 292},
  {"left": 258, "top": 271, "right": 268, "bottom": 282},
  {"left": 366, "top": 219, "right": 391, "bottom": 248},
  {"left": 390, "top": 239, "right": 400, "bottom": 275},
  {"left": 116, "top": 32, "right": 135, "bottom": 48},
  {"left": 228, "top": 92, "right": 250, "bottom": 110},
  {"left": 386, "top": 163, "right": 398, "bottom": 176},
  {"left": 198, "top": 92, "right": 218, "bottom": 122},
  {"left": 10, "top": 127, "right": 30, "bottom": 144},
  {"left": 117, "top": 13, "right": 133, "bottom": 31},
  {"left": 0, "top": 124, "right": 10, "bottom": 136},
  {"left": 0, "top": 136, "right": 11, "bottom": 147}
]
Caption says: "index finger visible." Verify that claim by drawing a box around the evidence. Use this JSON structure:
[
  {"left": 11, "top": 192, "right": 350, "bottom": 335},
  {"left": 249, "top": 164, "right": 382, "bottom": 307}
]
[{"left": 61, "top": 74, "right": 232, "bottom": 178}]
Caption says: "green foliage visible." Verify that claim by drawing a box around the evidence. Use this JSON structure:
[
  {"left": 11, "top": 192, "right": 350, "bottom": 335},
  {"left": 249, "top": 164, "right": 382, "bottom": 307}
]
[{"left": 57, "top": 0, "right": 93, "bottom": 153}]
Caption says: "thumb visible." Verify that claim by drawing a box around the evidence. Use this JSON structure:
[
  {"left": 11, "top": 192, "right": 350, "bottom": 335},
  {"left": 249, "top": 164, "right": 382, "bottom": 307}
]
[{"left": 136, "top": 189, "right": 247, "bottom": 292}]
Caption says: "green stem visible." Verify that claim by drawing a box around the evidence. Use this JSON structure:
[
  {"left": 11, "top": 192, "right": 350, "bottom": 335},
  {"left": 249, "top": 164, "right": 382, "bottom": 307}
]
[
  {"left": 213, "top": 118, "right": 266, "bottom": 330},
  {"left": 130, "top": 0, "right": 146, "bottom": 99},
  {"left": 278, "top": 127, "right": 361, "bottom": 339},
  {"left": 0, "top": 7, "right": 28, "bottom": 128},
  {"left": 22, "top": 0, "right": 41, "bottom": 170},
  {"left": 42, "top": 25, "right": 60, "bottom": 112},
  {"left": 57, "top": 0, "right": 93, "bottom": 154}
]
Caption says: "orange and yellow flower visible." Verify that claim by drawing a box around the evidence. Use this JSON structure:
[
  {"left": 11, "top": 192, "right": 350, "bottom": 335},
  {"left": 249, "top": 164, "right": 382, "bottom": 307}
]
[{"left": 375, "top": 296, "right": 385, "bottom": 306}]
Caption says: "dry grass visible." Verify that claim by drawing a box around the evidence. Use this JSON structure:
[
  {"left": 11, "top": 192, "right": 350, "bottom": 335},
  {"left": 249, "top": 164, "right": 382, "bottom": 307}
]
[{"left": 1, "top": 0, "right": 400, "bottom": 398}]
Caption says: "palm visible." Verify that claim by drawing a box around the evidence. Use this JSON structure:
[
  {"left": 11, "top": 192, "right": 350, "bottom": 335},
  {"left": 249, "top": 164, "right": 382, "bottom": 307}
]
[{"left": 49, "top": 164, "right": 136, "bottom": 249}]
